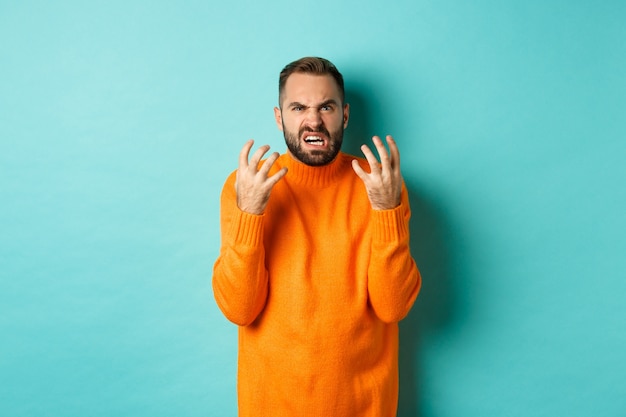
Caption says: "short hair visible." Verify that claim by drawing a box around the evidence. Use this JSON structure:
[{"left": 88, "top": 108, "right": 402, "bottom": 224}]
[{"left": 278, "top": 57, "right": 345, "bottom": 107}]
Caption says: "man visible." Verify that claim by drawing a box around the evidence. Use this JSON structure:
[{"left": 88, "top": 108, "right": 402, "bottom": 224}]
[{"left": 212, "top": 57, "right": 421, "bottom": 416}]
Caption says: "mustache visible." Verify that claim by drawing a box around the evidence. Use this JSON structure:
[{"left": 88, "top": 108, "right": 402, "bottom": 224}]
[{"left": 300, "top": 126, "right": 330, "bottom": 137}]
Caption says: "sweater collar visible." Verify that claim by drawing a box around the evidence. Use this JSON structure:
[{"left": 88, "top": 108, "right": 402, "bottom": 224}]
[{"left": 280, "top": 152, "right": 350, "bottom": 188}]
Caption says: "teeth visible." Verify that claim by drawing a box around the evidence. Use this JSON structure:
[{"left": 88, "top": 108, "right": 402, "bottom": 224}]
[{"left": 305, "top": 136, "right": 322, "bottom": 142}]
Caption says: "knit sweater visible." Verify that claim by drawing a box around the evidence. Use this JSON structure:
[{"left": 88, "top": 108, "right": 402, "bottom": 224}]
[{"left": 212, "top": 151, "right": 421, "bottom": 417}]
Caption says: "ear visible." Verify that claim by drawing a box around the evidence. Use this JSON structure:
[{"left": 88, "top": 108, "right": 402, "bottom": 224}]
[
  {"left": 343, "top": 103, "right": 350, "bottom": 129},
  {"left": 274, "top": 107, "right": 283, "bottom": 131}
]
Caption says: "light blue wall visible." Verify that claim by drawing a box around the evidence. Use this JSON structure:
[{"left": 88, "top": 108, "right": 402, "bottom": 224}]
[{"left": 1, "top": 1, "right": 624, "bottom": 416}]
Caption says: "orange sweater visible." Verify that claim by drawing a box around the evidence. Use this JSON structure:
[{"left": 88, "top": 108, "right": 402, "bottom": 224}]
[{"left": 213, "top": 152, "right": 421, "bottom": 417}]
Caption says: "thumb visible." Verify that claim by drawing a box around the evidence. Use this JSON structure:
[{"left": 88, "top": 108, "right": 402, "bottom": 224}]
[{"left": 351, "top": 159, "right": 368, "bottom": 181}]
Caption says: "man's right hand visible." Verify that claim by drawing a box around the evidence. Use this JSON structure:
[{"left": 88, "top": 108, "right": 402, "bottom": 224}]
[{"left": 235, "top": 140, "right": 288, "bottom": 215}]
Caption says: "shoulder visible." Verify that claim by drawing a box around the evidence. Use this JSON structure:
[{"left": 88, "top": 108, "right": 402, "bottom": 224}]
[{"left": 222, "top": 169, "right": 238, "bottom": 189}]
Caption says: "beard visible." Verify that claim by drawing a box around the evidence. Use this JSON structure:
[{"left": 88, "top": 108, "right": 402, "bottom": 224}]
[{"left": 283, "top": 123, "right": 344, "bottom": 167}]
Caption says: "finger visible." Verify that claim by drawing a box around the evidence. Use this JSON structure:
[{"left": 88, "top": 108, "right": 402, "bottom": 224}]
[
  {"left": 372, "top": 135, "right": 391, "bottom": 171},
  {"left": 258, "top": 151, "right": 280, "bottom": 177},
  {"left": 266, "top": 167, "right": 288, "bottom": 188},
  {"left": 360, "top": 144, "right": 380, "bottom": 173},
  {"left": 239, "top": 139, "right": 255, "bottom": 169},
  {"left": 386, "top": 135, "right": 401, "bottom": 170},
  {"left": 351, "top": 159, "right": 368, "bottom": 181},
  {"left": 248, "top": 144, "right": 271, "bottom": 170}
]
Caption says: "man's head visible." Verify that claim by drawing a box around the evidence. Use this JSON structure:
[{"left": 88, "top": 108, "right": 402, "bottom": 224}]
[
  {"left": 278, "top": 57, "right": 345, "bottom": 106},
  {"left": 274, "top": 57, "right": 349, "bottom": 166}
]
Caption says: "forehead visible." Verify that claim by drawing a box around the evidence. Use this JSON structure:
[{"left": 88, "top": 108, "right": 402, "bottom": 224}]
[{"left": 281, "top": 73, "right": 342, "bottom": 106}]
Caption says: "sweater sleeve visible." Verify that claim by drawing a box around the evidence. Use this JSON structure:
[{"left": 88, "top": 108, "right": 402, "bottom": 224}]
[
  {"left": 367, "top": 184, "right": 421, "bottom": 323},
  {"left": 212, "top": 172, "right": 269, "bottom": 326}
]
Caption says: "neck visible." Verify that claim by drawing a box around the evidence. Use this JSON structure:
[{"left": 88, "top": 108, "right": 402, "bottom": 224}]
[{"left": 281, "top": 152, "right": 349, "bottom": 188}]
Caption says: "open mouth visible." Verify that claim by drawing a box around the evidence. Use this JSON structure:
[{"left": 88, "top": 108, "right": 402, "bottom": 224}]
[
  {"left": 303, "top": 132, "right": 328, "bottom": 147},
  {"left": 304, "top": 135, "right": 325, "bottom": 146}
]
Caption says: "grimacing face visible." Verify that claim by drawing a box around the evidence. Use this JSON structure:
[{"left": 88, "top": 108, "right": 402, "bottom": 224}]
[{"left": 274, "top": 73, "right": 349, "bottom": 166}]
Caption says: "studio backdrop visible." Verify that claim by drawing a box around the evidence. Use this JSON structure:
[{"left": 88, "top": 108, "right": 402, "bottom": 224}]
[{"left": 1, "top": 1, "right": 624, "bottom": 416}]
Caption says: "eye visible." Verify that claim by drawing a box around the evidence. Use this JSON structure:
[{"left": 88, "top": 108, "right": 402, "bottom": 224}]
[{"left": 321, "top": 105, "right": 333, "bottom": 111}]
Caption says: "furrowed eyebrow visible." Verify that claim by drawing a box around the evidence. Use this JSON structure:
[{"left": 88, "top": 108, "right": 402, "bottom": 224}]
[
  {"left": 286, "top": 99, "right": 339, "bottom": 109},
  {"left": 318, "top": 99, "right": 339, "bottom": 109},
  {"left": 287, "top": 101, "right": 308, "bottom": 109}
]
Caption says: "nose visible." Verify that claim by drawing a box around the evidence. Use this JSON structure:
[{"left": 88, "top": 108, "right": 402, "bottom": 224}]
[{"left": 304, "top": 108, "right": 323, "bottom": 128}]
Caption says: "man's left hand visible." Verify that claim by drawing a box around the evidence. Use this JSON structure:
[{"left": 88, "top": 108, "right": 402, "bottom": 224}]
[{"left": 352, "top": 135, "right": 403, "bottom": 210}]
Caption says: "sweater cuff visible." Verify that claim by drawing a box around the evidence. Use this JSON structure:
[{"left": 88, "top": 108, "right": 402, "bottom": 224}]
[
  {"left": 371, "top": 204, "right": 409, "bottom": 243},
  {"left": 228, "top": 209, "right": 265, "bottom": 247}
]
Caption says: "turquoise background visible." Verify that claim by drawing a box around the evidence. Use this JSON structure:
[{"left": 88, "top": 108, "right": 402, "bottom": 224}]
[{"left": 1, "top": 1, "right": 624, "bottom": 416}]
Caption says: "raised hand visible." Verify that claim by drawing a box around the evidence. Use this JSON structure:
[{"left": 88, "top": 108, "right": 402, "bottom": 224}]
[
  {"left": 235, "top": 140, "right": 288, "bottom": 215},
  {"left": 351, "top": 135, "right": 403, "bottom": 210}
]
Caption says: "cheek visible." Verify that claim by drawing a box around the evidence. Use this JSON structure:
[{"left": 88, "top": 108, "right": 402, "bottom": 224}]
[
  {"left": 294, "top": 115, "right": 312, "bottom": 130},
  {"left": 283, "top": 117, "right": 298, "bottom": 130},
  {"left": 325, "top": 114, "right": 345, "bottom": 129}
]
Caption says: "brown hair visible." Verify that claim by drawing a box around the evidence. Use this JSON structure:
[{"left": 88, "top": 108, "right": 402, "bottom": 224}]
[{"left": 278, "top": 57, "right": 345, "bottom": 107}]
